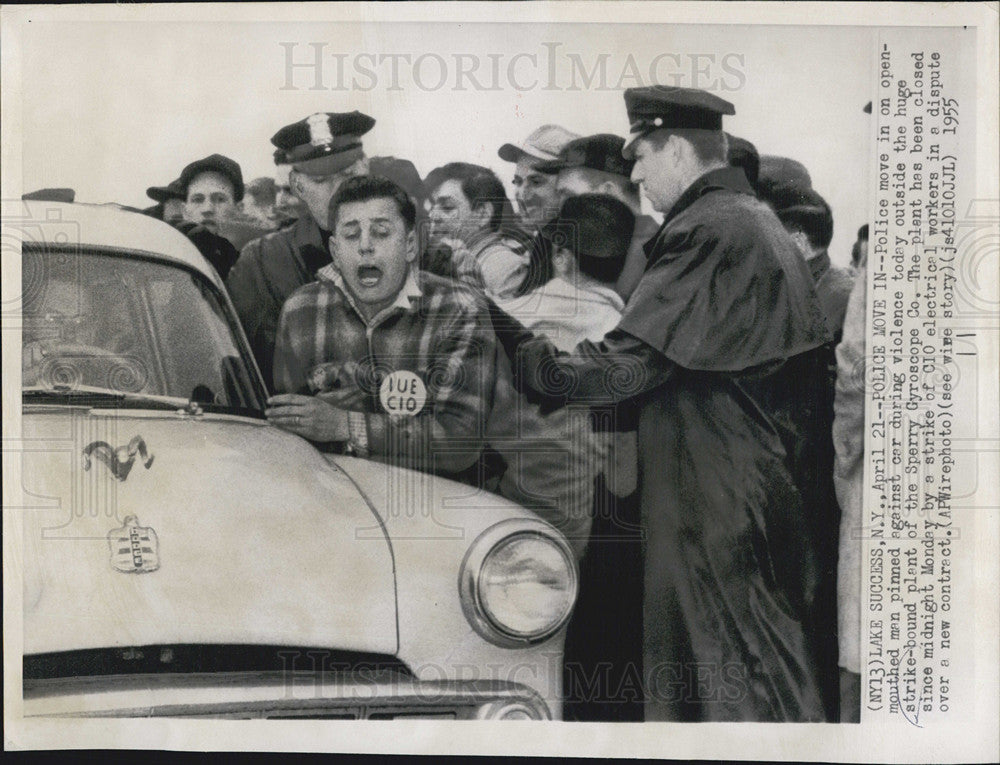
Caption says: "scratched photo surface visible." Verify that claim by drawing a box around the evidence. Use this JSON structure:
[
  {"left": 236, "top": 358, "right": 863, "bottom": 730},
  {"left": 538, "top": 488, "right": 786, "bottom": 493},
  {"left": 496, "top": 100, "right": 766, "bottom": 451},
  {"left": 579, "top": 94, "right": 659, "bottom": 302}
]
[{"left": 3, "top": 2, "right": 997, "bottom": 761}]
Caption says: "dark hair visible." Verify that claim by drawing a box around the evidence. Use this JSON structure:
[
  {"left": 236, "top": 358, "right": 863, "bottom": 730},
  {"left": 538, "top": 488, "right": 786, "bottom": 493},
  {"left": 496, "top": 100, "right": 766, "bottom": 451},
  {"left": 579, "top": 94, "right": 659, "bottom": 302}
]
[
  {"left": 329, "top": 175, "right": 417, "bottom": 231},
  {"left": 424, "top": 162, "right": 515, "bottom": 233},
  {"left": 245, "top": 177, "right": 277, "bottom": 206},
  {"left": 764, "top": 184, "right": 834, "bottom": 250},
  {"left": 576, "top": 251, "right": 626, "bottom": 285},
  {"left": 726, "top": 134, "right": 760, "bottom": 188},
  {"left": 553, "top": 193, "right": 634, "bottom": 284},
  {"left": 851, "top": 224, "right": 869, "bottom": 269}
]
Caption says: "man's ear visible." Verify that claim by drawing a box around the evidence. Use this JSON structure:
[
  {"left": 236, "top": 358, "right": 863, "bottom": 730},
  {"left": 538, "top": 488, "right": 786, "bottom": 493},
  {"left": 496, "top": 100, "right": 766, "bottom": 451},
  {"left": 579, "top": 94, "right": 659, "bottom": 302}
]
[
  {"left": 551, "top": 246, "right": 573, "bottom": 277},
  {"left": 404, "top": 227, "right": 418, "bottom": 263},
  {"left": 471, "top": 201, "right": 495, "bottom": 229},
  {"left": 666, "top": 133, "right": 684, "bottom": 162}
]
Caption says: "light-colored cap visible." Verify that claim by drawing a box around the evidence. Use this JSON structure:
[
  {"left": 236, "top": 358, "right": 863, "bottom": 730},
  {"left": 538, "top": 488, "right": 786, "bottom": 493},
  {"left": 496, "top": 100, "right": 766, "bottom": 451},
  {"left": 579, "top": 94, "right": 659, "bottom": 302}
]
[{"left": 498, "top": 124, "right": 580, "bottom": 163}]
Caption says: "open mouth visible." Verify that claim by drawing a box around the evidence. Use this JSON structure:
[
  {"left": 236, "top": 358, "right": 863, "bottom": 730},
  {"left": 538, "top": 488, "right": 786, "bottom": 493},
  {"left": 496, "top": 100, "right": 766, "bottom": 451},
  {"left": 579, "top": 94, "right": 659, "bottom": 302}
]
[{"left": 357, "top": 265, "right": 383, "bottom": 288}]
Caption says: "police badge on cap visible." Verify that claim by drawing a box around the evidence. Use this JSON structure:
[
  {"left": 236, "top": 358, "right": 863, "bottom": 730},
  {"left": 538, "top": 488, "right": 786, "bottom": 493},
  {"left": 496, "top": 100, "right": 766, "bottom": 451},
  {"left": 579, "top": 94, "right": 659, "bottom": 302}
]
[{"left": 272, "top": 111, "right": 376, "bottom": 176}]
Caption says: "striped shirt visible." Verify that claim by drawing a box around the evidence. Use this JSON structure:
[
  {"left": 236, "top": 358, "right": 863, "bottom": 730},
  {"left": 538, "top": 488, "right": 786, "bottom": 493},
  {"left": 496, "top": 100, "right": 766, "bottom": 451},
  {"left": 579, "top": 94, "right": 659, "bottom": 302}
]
[
  {"left": 273, "top": 265, "right": 497, "bottom": 476},
  {"left": 450, "top": 230, "right": 531, "bottom": 299}
]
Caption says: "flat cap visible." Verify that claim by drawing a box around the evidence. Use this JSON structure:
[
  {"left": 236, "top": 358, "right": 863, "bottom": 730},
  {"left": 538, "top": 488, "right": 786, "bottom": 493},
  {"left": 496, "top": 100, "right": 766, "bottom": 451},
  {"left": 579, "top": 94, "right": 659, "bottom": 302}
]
[
  {"left": 498, "top": 124, "right": 580, "bottom": 164},
  {"left": 622, "top": 86, "right": 735, "bottom": 157},
  {"left": 757, "top": 155, "right": 812, "bottom": 197},
  {"left": 762, "top": 183, "right": 829, "bottom": 218},
  {"left": 535, "top": 133, "right": 634, "bottom": 179},
  {"left": 761, "top": 183, "right": 833, "bottom": 249},
  {"left": 146, "top": 178, "right": 186, "bottom": 203},
  {"left": 272, "top": 111, "right": 375, "bottom": 176},
  {"left": 179, "top": 154, "right": 245, "bottom": 202}
]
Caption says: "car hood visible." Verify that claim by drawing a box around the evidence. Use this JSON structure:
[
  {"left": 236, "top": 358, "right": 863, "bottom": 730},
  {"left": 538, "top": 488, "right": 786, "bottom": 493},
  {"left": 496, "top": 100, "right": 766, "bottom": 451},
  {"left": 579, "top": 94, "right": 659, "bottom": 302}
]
[{"left": 19, "top": 407, "right": 397, "bottom": 656}]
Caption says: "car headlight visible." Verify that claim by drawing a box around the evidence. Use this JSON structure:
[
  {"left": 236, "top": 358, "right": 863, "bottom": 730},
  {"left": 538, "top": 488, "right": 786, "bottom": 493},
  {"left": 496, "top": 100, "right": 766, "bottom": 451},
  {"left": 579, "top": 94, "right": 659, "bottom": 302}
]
[{"left": 459, "top": 519, "right": 578, "bottom": 648}]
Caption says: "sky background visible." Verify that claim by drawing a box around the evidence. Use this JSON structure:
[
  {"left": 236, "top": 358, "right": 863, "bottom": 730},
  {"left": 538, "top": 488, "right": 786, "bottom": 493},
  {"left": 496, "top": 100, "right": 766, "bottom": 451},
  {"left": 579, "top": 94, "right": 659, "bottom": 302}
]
[{"left": 19, "top": 20, "right": 875, "bottom": 265}]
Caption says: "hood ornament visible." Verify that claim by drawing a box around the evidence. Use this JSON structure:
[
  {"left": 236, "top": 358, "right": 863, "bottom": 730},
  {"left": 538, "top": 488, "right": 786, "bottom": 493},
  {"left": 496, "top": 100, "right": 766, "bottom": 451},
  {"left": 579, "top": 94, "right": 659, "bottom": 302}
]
[
  {"left": 83, "top": 436, "right": 154, "bottom": 481},
  {"left": 108, "top": 515, "right": 160, "bottom": 573}
]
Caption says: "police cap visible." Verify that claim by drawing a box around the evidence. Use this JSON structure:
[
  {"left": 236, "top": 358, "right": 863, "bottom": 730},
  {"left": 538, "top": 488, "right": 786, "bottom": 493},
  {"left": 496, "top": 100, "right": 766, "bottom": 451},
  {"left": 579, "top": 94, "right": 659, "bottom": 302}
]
[
  {"left": 271, "top": 111, "right": 375, "bottom": 176},
  {"left": 622, "top": 86, "right": 735, "bottom": 157}
]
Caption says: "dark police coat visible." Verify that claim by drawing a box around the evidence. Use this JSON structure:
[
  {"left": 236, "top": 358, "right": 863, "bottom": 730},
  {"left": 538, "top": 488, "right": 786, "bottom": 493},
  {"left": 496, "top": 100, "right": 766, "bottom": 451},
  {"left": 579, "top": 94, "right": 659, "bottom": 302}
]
[
  {"left": 505, "top": 166, "right": 835, "bottom": 721},
  {"left": 226, "top": 214, "right": 331, "bottom": 392}
]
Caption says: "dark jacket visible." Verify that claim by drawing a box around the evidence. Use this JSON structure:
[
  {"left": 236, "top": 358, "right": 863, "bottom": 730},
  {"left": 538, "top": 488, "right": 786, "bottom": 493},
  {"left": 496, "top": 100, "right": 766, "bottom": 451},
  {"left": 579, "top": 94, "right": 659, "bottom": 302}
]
[
  {"left": 225, "top": 215, "right": 330, "bottom": 391},
  {"left": 505, "top": 166, "right": 837, "bottom": 721}
]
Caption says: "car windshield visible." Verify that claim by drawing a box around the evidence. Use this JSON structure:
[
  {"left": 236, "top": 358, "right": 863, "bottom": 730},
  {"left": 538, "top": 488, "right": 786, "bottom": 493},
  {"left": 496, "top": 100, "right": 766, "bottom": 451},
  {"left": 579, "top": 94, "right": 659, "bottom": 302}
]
[{"left": 22, "top": 246, "right": 264, "bottom": 413}]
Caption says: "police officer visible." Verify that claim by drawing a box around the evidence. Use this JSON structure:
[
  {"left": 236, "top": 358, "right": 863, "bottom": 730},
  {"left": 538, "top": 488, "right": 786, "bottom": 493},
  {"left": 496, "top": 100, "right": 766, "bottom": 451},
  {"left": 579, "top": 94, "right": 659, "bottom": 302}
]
[
  {"left": 226, "top": 111, "right": 422, "bottom": 391},
  {"left": 493, "top": 86, "right": 835, "bottom": 721}
]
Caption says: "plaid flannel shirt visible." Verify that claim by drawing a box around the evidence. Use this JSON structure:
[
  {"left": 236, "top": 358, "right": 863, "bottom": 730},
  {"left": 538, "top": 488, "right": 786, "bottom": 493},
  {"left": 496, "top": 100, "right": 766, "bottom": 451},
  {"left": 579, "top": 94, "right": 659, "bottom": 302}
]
[{"left": 273, "top": 265, "right": 496, "bottom": 476}]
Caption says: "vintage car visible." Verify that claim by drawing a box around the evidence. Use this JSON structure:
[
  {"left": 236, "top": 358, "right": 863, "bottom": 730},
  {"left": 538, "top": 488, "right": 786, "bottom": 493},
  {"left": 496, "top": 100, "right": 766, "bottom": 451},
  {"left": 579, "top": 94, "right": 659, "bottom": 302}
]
[{"left": 13, "top": 201, "right": 577, "bottom": 720}]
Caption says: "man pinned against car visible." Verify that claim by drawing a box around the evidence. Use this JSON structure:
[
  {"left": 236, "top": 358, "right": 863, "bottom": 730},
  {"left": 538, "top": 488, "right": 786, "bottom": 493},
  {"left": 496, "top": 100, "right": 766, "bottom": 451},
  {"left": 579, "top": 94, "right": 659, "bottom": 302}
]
[
  {"left": 226, "top": 110, "right": 424, "bottom": 393},
  {"left": 266, "top": 176, "right": 496, "bottom": 482}
]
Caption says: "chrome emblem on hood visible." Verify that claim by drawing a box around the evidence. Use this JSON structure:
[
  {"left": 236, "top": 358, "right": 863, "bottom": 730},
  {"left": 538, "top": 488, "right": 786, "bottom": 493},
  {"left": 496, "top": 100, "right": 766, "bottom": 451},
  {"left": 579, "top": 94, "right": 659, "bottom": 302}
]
[
  {"left": 83, "top": 436, "right": 154, "bottom": 481},
  {"left": 108, "top": 515, "right": 160, "bottom": 573}
]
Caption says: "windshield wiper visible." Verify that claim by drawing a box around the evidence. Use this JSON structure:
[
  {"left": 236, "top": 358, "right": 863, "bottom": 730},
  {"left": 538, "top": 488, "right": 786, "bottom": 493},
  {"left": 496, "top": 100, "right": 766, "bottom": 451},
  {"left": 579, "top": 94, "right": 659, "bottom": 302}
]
[
  {"left": 23, "top": 386, "right": 265, "bottom": 419},
  {"left": 22, "top": 386, "right": 187, "bottom": 411}
]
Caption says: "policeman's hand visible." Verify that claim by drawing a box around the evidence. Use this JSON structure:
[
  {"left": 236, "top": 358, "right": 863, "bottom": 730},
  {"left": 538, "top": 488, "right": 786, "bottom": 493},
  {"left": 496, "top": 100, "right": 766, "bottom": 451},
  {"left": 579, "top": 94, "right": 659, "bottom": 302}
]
[{"left": 265, "top": 393, "right": 351, "bottom": 442}]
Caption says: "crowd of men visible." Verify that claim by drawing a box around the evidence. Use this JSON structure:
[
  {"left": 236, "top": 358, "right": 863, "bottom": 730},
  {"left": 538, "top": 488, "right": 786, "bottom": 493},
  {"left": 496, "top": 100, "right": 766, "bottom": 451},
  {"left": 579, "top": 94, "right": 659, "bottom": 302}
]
[{"left": 86, "top": 84, "right": 873, "bottom": 723}]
